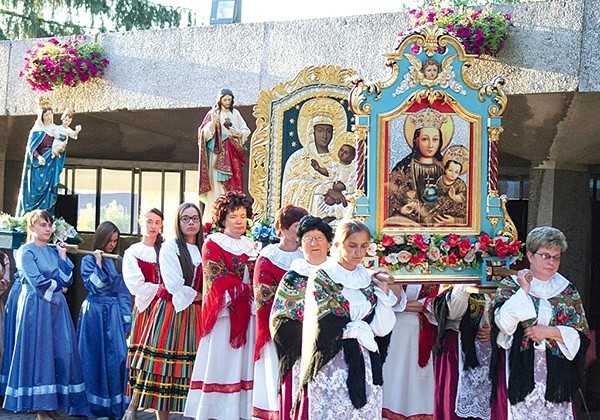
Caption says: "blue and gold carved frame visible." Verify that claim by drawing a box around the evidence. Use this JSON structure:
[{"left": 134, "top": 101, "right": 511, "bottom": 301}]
[{"left": 348, "top": 24, "right": 517, "bottom": 283}]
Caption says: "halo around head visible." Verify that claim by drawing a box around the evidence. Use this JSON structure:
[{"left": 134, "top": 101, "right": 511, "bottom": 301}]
[
  {"left": 442, "top": 145, "right": 469, "bottom": 175},
  {"left": 297, "top": 97, "right": 347, "bottom": 150},
  {"left": 403, "top": 107, "right": 454, "bottom": 152},
  {"left": 333, "top": 132, "right": 357, "bottom": 158}
]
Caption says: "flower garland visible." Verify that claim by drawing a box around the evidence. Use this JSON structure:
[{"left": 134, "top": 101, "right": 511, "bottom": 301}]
[
  {"left": 20, "top": 37, "right": 109, "bottom": 92},
  {"left": 0, "top": 211, "right": 83, "bottom": 243},
  {"left": 403, "top": 3, "right": 513, "bottom": 57},
  {"left": 368, "top": 232, "right": 522, "bottom": 273}
]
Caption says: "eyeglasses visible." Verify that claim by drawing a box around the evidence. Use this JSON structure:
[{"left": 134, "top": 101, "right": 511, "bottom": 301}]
[
  {"left": 535, "top": 252, "right": 561, "bottom": 262},
  {"left": 180, "top": 216, "right": 200, "bottom": 224},
  {"left": 301, "top": 235, "right": 327, "bottom": 244}
]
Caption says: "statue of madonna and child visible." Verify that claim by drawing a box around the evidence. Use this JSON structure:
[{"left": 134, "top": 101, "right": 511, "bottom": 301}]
[{"left": 16, "top": 97, "right": 82, "bottom": 216}]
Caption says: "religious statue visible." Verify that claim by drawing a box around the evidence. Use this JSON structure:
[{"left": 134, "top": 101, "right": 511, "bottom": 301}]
[
  {"left": 16, "top": 97, "right": 82, "bottom": 216},
  {"left": 198, "top": 88, "right": 251, "bottom": 223}
]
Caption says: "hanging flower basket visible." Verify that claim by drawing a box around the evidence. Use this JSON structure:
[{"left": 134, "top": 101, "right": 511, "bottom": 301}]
[
  {"left": 19, "top": 37, "right": 110, "bottom": 92},
  {"left": 404, "top": 3, "right": 513, "bottom": 57}
]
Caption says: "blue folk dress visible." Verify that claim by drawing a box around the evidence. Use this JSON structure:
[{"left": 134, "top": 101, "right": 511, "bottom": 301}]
[
  {"left": 0, "top": 272, "right": 21, "bottom": 394},
  {"left": 2, "top": 243, "right": 89, "bottom": 415},
  {"left": 77, "top": 254, "right": 132, "bottom": 419}
]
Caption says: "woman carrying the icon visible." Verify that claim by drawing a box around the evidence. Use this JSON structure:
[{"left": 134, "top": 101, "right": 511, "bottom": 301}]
[
  {"left": 295, "top": 219, "right": 397, "bottom": 419},
  {"left": 2, "top": 210, "right": 89, "bottom": 419},
  {"left": 270, "top": 215, "right": 333, "bottom": 419},
  {"left": 492, "top": 227, "right": 590, "bottom": 419},
  {"left": 77, "top": 221, "right": 131, "bottom": 419}
]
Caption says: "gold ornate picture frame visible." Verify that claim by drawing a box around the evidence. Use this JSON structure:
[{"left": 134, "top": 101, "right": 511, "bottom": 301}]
[{"left": 249, "top": 65, "right": 357, "bottom": 221}]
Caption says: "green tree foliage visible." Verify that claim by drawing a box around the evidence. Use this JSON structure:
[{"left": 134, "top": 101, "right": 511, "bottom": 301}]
[
  {"left": 0, "top": 0, "right": 192, "bottom": 40},
  {"left": 101, "top": 199, "right": 131, "bottom": 234}
]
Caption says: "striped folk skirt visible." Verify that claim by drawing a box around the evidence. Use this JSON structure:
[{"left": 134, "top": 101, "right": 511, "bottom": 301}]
[
  {"left": 129, "top": 298, "right": 201, "bottom": 412},
  {"left": 127, "top": 303, "right": 154, "bottom": 395}
]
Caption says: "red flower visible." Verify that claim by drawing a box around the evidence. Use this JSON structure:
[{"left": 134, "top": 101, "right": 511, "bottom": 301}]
[
  {"left": 494, "top": 239, "right": 509, "bottom": 257},
  {"left": 443, "top": 253, "right": 458, "bottom": 265},
  {"left": 379, "top": 255, "right": 389, "bottom": 266},
  {"left": 508, "top": 240, "right": 522, "bottom": 256},
  {"left": 410, "top": 252, "right": 427, "bottom": 265},
  {"left": 413, "top": 234, "right": 429, "bottom": 251},
  {"left": 381, "top": 234, "right": 395, "bottom": 247},
  {"left": 478, "top": 233, "right": 493, "bottom": 250},
  {"left": 458, "top": 238, "right": 472, "bottom": 257},
  {"left": 446, "top": 234, "right": 460, "bottom": 248}
]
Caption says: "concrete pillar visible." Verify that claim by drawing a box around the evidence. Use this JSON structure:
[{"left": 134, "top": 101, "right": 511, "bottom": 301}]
[{"left": 528, "top": 162, "right": 591, "bottom": 305}]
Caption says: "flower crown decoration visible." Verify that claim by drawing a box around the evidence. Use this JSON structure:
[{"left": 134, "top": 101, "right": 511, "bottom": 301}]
[
  {"left": 402, "top": 3, "right": 513, "bottom": 57},
  {"left": 368, "top": 231, "right": 522, "bottom": 273},
  {"left": 20, "top": 36, "right": 110, "bottom": 92}
]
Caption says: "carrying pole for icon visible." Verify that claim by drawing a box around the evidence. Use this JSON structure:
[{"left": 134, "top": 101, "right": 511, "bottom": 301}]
[{"left": 48, "top": 243, "right": 121, "bottom": 260}]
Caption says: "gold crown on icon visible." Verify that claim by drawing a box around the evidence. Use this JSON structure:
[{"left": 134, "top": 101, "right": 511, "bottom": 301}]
[
  {"left": 409, "top": 108, "right": 447, "bottom": 130},
  {"left": 444, "top": 145, "right": 469, "bottom": 165},
  {"left": 302, "top": 99, "right": 339, "bottom": 127}
]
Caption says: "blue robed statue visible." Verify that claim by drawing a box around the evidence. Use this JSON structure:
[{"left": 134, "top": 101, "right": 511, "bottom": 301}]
[{"left": 16, "top": 98, "right": 81, "bottom": 216}]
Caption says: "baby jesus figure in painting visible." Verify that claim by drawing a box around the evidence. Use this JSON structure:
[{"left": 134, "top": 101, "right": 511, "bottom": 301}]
[
  {"left": 310, "top": 142, "right": 357, "bottom": 223},
  {"left": 433, "top": 145, "right": 469, "bottom": 225}
]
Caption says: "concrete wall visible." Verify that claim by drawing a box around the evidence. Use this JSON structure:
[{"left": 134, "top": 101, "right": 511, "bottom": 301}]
[{"left": 0, "top": 0, "right": 597, "bottom": 116}]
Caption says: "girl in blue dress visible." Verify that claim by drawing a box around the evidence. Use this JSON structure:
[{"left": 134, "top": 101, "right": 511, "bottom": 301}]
[
  {"left": 77, "top": 221, "right": 132, "bottom": 419},
  {"left": 2, "top": 210, "right": 88, "bottom": 420}
]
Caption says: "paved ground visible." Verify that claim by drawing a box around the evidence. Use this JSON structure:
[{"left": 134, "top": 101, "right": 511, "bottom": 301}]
[{"left": 0, "top": 408, "right": 188, "bottom": 420}]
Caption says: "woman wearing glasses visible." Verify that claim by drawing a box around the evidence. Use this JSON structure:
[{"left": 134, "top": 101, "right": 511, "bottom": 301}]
[
  {"left": 493, "top": 226, "right": 590, "bottom": 419},
  {"left": 185, "top": 191, "right": 258, "bottom": 420},
  {"left": 251, "top": 204, "right": 308, "bottom": 419},
  {"left": 295, "top": 219, "right": 397, "bottom": 419},
  {"left": 129, "top": 203, "right": 203, "bottom": 420},
  {"left": 270, "top": 215, "right": 333, "bottom": 419}
]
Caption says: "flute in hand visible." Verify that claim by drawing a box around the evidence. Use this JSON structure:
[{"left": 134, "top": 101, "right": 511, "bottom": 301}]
[{"left": 48, "top": 243, "right": 121, "bottom": 260}]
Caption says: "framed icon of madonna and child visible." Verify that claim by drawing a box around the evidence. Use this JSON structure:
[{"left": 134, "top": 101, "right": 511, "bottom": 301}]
[{"left": 381, "top": 102, "right": 482, "bottom": 233}]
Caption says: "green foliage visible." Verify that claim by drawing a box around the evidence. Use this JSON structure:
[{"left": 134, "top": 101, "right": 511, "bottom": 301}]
[
  {"left": 101, "top": 199, "right": 130, "bottom": 234},
  {"left": 77, "top": 202, "right": 96, "bottom": 232},
  {"left": 0, "top": 0, "right": 192, "bottom": 40}
]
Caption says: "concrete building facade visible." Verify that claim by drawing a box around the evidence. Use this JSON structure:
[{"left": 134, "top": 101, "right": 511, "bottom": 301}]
[{"left": 0, "top": 2, "right": 599, "bottom": 403}]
